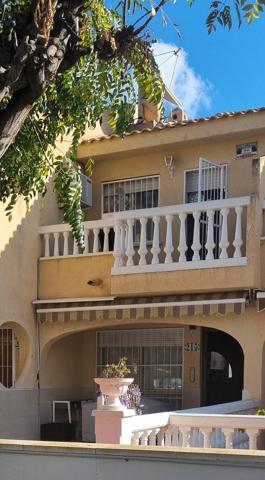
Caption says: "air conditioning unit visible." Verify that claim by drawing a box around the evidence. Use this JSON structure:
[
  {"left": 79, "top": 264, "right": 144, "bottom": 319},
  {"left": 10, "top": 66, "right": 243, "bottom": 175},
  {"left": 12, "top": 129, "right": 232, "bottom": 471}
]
[{"left": 81, "top": 173, "right": 92, "bottom": 207}]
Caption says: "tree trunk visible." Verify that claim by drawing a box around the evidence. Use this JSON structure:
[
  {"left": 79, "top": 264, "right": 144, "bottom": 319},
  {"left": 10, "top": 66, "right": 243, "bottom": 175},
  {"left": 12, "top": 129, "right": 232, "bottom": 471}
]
[{"left": 0, "top": 89, "right": 35, "bottom": 159}]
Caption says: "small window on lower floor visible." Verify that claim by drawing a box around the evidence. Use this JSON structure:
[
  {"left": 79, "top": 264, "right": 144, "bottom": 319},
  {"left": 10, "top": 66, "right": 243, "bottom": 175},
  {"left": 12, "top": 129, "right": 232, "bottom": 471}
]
[{"left": 0, "top": 328, "right": 17, "bottom": 388}]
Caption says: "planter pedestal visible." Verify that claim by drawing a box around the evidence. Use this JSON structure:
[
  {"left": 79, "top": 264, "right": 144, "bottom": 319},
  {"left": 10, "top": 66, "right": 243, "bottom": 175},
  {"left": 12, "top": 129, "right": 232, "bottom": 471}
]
[
  {"left": 93, "top": 377, "right": 136, "bottom": 444},
  {"left": 92, "top": 408, "right": 135, "bottom": 444}
]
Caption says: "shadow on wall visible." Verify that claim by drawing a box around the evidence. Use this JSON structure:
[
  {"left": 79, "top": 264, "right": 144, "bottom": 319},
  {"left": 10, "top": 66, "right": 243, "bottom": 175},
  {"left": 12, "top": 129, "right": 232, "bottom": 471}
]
[{"left": 0, "top": 179, "right": 63, "bottom": 324}]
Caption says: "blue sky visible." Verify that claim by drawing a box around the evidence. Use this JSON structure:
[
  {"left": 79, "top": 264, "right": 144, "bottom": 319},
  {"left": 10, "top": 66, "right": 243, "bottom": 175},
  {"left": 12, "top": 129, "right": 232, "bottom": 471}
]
[{"left": 147, "top": 1, "right": 265, "bottom": 118}]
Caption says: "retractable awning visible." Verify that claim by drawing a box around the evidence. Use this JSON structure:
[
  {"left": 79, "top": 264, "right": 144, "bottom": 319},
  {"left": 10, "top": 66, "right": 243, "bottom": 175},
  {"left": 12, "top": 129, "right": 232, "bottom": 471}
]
[{"left": 34, "top": 292, "right": 248, "bottom": 324}]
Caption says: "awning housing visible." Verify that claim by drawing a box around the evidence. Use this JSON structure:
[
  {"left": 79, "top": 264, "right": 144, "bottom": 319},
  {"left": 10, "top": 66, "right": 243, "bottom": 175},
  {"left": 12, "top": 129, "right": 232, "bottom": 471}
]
[{"left": 35, "top": 292, "right": 247, "bottom": 324}]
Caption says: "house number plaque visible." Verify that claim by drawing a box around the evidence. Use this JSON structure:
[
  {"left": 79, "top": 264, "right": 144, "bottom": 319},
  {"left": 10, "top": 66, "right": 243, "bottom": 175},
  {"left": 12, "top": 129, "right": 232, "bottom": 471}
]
[{"left": 184, "top": 342, "right": 200, "bottom": 352}]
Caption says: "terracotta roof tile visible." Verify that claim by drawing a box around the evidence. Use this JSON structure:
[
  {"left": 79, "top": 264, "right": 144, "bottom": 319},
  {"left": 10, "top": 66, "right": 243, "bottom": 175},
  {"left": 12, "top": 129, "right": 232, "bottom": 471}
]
[{"left": 83, "top": 107, "right": 265, "bottom": 144}]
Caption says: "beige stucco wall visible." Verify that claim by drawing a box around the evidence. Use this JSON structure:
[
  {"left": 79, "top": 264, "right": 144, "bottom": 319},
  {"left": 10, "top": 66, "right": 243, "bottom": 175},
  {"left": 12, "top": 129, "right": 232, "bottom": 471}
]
[
  {"left": 38, "top": 254, "right": 113, "bottom": 299},
  {"left": 81, "top": 142, "right": 265, "bottom": 222},
  {"left": 0, "top": 163, "right": 64, "bottom": 438}
]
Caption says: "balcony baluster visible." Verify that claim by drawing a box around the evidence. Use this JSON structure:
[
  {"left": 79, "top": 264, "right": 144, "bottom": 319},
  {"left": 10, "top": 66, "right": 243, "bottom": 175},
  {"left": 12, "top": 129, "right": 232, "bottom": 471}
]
[
  {"left": 233, "top": 206, "right": 243, "bottom": 258},
  {"left": 139, "top": 218, "right": 148, "bottom": 265},
  {"left": 164, "top": 214, "right": 174, "bottom": 263},
  {"left": 192, "top": 211, "right": 201, "bottom": 261},
  {"left": 219, "top": 208, "right": 229, "bottom": 259},
  {"left": 205, "top": 209, "right": 215, "bottom": 260},
  {"left": 63, "top": 231, "right": 69, "bottom": 256},
  {"left": 151, "top": 216, "right": 160, "bottom": 265},
  {"left": 53, "top": 232, "right": 59, "bottom": 257},
  {"left": 126, "top": 219, "right": 135, "bottom": 266},
  {"left": 178, "top": 213, "right": 187, "bottom": 262}
]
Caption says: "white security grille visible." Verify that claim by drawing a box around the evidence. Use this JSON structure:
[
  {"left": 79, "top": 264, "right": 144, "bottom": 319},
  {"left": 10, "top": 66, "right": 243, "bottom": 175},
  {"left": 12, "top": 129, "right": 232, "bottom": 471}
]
[
  {"left": 198, "top": 158, "right": 227, "bottom": 202},
  {"left": 0, "top": 328, "right": 16, "bottom": 388},
  {"left": 185, "top": 159, "right": 228, "bottom": 260},
  {"left": 97, "top": 328, "right": 184, "bottom": 409},
  {"left": 102, "top": 175, "right": 159, "bottom": 215},
  {"left": 185, "top": 162, "right": 227, "bottom": 203}
]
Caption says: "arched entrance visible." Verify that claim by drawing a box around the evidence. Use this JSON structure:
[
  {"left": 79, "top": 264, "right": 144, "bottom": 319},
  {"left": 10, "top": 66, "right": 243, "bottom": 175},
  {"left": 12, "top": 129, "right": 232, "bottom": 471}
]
[{"left": 202, "top": 328, "right": 244, "bottom": 406}]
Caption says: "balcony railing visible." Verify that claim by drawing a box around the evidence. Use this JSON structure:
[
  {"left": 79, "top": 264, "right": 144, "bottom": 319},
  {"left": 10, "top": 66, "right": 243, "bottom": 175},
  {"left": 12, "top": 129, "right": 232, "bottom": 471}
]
[
  {"left": 118, "top": 400, "right": 264, "bottom": 449},
  {"left": 39, "top": 196, "right": 250, "bottom": 274}
]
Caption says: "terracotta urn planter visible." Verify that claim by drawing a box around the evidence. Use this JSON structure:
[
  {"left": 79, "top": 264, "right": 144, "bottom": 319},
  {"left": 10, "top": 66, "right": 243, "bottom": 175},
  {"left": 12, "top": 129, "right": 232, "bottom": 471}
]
[{"left": 94, "top": 377, "right": 134, "bottom": 411}]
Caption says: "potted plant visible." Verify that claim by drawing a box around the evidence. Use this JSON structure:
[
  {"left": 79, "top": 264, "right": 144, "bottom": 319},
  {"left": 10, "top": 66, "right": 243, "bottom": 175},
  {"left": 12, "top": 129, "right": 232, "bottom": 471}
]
[{"left": 94, "top": 356, "right": 134, "bottom": 411}]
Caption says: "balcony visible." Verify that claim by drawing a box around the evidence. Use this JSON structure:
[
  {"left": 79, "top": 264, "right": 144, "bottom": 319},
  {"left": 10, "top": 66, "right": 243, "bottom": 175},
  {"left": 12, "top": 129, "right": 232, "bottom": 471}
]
[{"left": 38, "top": 195, "right": 259, "bottom": 299}]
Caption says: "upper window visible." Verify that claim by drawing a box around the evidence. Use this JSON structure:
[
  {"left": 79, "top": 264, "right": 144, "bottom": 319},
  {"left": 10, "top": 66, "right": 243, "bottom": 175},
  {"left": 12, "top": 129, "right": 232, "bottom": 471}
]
[
  {"left": 0, "top": 328, "right": 17, "bottom": 388},
  {"left": 185, "top": 165, "right": 227, "bottom": 204},
  {"left": 102, "top": 175, "right": 159, "bottom": 215}
]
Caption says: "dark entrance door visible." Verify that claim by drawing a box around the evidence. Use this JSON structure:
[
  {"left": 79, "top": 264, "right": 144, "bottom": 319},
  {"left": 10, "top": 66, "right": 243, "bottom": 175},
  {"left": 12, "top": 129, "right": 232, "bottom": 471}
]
[{"left": 203, "top": 328, "right": 244, "bottom": 406}]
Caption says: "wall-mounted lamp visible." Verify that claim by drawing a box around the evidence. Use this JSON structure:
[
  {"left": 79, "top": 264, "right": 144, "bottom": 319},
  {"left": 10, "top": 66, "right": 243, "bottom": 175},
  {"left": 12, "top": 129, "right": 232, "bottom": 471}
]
[{"left": 164, "top": 155, "right": 175, "bottom": 179}]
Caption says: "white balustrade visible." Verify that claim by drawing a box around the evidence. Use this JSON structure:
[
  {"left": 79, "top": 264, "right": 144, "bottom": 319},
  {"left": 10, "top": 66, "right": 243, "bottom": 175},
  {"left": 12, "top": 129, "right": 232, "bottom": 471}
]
[
  {"left": 93, "top": 228, "right": 100, "bottom": 253},
  {"left": 139, "top": 218, "right": 148, "bottom": 265},
  {"left": 63, "top": 231, "right": 69, "bottom": 256},
  {"left": 53, "top": 232, "right": 59, "bottom": 257},
  {"left": 192, "top": 211, "right": 201, "bottom": 261},
  {"left": 233, "top": 205, "right": 243, "bottom": 258},
  {"left": 178, "top": 213, "right": 187, "bottom": 263},
  {"left": 73, "top": 239, "right": 79, "bottom": 255},
  {"left": 151, "top": 216, "right": 160, "bottom": 265},
  {"left": 122, "top": 412, "right": 264, "bottom": 451},
  {"left": 44, "top": 233, "right": 50, "bottom": 257},
  {"left": 205, "top": 209, "right": 215, "bottom": 260},
  {"left": 39, "top": 197, "right": 250, "bottom": 272},
  {"left": 164, "top": 214, "right": 174, "bottom": 263},
  {"left": 120, "top": 224, "right": 126, "bottom": 258},
  {"left": 84, "top": 228, "right": 90, "bottom": 254},
  {"left": 103, "top": 227, "right": 110, "bottom": 253},
  {"left": 219, "top": 208, "right": 229, "bottom": 259},
  {"left": 125, "top": 218, "right": 135, "bottom": 266},
  {"left": 118, "top": 401, "right": 263, "bottom": 450},
  {"left": 113, "top": 220, "right": 122, "bottom": 268}
]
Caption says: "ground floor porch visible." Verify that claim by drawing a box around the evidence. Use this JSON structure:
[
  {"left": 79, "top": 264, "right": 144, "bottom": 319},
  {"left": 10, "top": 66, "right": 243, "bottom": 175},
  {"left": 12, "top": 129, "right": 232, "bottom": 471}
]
[
  {"left": 36, "top": 292, "right": 265, "bottom": 442},
  {"left": 0, "top": 291, "right": 265, "bottom": 441}
]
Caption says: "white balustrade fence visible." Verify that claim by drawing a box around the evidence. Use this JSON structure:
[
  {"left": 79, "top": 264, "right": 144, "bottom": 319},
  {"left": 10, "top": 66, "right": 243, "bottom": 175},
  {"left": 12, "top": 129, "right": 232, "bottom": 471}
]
[
  {"left": 39, "top": 196, "right": 250, "bottom": 274},
  {"left": 39, "top": 218, "right": 116, "bottom": 258},
  {"left": 121, "top": 401, "right": 264, "bottom": 450}
]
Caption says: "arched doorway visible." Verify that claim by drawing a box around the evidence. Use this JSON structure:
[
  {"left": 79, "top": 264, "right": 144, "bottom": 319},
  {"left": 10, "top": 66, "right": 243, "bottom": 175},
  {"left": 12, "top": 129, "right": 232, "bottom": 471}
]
[{"left": 202, "top": 328, "right": 244, "bottom": 406}]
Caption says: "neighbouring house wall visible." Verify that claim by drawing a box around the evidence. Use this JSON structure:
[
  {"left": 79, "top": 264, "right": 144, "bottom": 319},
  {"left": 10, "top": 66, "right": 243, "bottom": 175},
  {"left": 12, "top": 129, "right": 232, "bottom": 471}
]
[{"left": 0, "top": 172, "right": 63, "bottom": 439}]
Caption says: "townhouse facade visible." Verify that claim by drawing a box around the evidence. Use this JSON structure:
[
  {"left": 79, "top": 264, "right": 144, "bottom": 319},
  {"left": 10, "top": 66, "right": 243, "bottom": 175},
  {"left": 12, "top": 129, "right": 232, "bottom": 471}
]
[{"left": 1, "top": 99, "right": 265, "bottom": 440}]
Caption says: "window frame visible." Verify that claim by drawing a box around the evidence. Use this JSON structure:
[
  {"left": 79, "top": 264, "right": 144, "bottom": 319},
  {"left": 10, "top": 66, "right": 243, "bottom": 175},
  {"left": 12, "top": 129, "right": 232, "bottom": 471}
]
[
  {"left": 0, "top": 328, "right": 16, "bottom": 389},
  {"left": 183, "top": 164, "right": 228, "bottom": 204},
  {"left": 96, "top": 327, "right": 184, "bottom": 406},
  {"left": 101, "top": 174, "right": 160, "bottom": 218}
]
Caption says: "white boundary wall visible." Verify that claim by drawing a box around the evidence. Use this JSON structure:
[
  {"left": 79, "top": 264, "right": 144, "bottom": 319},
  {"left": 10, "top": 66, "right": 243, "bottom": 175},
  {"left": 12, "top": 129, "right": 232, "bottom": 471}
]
[{"left": 1, "top": 440, "right": 265, "bottom": 480}]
